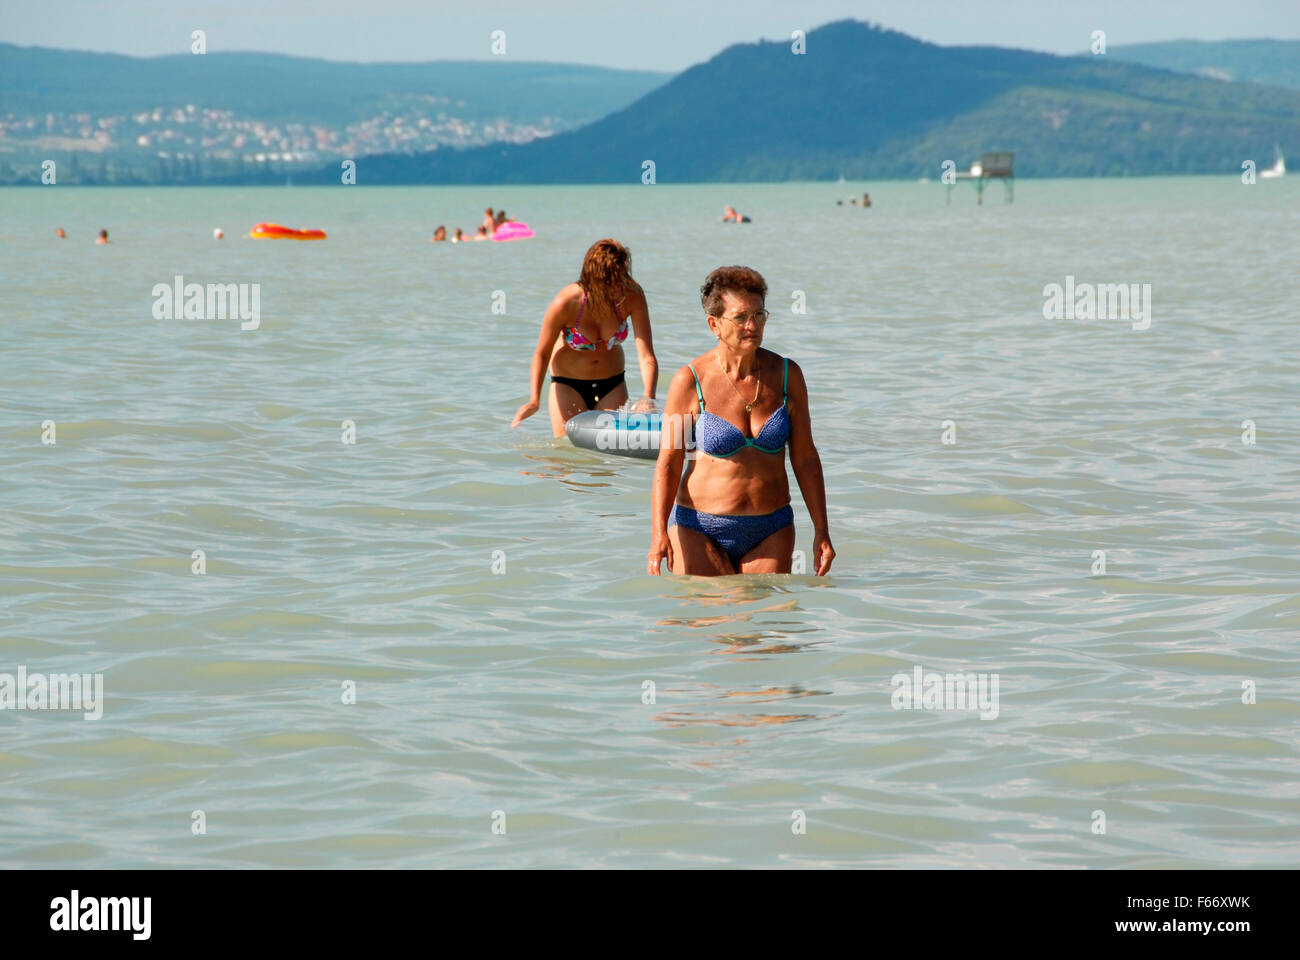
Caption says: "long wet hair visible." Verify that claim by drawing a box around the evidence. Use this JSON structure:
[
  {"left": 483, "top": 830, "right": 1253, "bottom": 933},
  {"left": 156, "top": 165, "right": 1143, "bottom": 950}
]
[{"left": 578, "top": 238, "right": 640, "bottom": 314}]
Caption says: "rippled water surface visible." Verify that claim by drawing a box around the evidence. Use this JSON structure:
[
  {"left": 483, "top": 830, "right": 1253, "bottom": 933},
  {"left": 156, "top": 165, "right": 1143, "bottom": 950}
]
[{"left": 2, "top": 180, "right": 1298, "bottom": 868}]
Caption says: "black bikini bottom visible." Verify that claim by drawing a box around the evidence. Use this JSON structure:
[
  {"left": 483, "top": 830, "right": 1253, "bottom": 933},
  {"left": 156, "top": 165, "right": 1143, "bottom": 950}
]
[{"left": 551, "top": 371, "right": 626, "bottom": 409}]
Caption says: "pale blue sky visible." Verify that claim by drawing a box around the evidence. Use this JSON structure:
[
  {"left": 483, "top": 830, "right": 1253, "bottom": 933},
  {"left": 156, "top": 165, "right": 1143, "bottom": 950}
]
[{"left": 3, "top": 0, "right": 1298, "bottom": 70}]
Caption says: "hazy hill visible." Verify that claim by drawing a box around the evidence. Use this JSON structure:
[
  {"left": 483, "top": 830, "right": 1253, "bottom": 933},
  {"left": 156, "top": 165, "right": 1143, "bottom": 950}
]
[
  {"left": 354, "top": 20, "right": 1300, "bottom": 182},
  {"left": 0, "top": 43, "right": 669, "bottom": 183},
  {"left": 0, "top": 43, "right": 670, "bottom": 128},
  {"left": 6, "top": 25, "right": 1298, "bottom": 185},
  {"left": 1106, "top": 39, "right": 1300, "bottom": 90}
]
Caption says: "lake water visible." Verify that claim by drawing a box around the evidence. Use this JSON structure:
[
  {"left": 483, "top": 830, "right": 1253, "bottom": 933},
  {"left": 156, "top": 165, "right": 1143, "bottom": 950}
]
[{"left": 2, "top": 178, "right": 1298, "bottom": 868}]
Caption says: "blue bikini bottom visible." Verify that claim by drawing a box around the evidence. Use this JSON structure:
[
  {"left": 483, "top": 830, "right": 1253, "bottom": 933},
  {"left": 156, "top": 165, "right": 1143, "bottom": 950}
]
[{"left": 668, "top": 503, "right": 794, "bottom": 567}]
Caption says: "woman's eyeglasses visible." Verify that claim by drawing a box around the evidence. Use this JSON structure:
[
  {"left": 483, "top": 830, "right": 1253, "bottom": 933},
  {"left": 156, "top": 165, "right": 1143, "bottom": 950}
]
[{"left": 718, "top": 310, "right": 769, "bottom": 327}]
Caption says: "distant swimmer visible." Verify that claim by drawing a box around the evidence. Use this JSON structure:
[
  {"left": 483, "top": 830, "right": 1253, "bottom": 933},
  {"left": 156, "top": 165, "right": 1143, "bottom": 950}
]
[
  {"left": 721, "top": 205, "right": 751, "bottom": 223},
  {"left": 862, "top": 193, "right": 872, "bottom": 208},
  {"left": 494, "top": 210, "right": 509, "bottom": 228},
  {"left": 56, "top": 227, "right": 66, "bottom": 238},
  {"left": 95, "top": 229, "right": 110, "bottom": 244},
  {"left": 431, "top": 225, "right": 447, "bottom": 242},
  {"left": 471, "top": 226, "right": 488, "bottom": 241},
  {"left": 482, "top": 208, "right": 496, "bottom": 236},
  {"left": 452, "top": 228, "right": 464, "bottom": 243},
  {"left": 512, "top": 238, "right": 659, "bottom": 437}
]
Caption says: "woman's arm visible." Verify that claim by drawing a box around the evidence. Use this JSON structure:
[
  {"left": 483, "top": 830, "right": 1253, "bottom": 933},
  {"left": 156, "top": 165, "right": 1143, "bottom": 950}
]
[
  {"left": 628, "top": 286, "right": 659, "bottom": 408},
  {"left": 785, "top": 360, "right": 835, "bottom": 575},
  {"left": 648, "top": 366, "right": 696, "bottom": 575},
  {"left": 511, "top": 288, "right": 574, "bottom": 428}
]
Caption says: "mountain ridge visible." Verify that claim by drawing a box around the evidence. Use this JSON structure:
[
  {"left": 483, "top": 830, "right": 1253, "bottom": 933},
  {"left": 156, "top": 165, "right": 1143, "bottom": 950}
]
[
  {"left": 351, "top": 20, "right": 1300, "bottom": 183},
  {"left": 1106, "top": 39, "right": 1300, "bottom": 90},
  {"left": 4, "top": 25, "right": 1298, "bottom": 184}
]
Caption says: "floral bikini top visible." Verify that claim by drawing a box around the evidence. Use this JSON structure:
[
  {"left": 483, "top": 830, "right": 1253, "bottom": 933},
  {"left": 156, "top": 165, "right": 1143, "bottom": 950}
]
[{"left": 563, "top": 290, "right": 630, "bottom": 351}]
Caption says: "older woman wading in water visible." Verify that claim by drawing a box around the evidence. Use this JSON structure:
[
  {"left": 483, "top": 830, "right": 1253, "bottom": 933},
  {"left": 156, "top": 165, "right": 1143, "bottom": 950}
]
[
  {"left": 649, "top": 266, "right": 834, "bottom": 576},
  {"left": 512, "top": 238, "right": 658, "bottom": 437}
]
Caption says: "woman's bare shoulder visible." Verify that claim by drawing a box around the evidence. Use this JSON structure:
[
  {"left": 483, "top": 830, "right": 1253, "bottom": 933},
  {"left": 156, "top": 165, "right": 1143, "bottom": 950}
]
[
  {"left": 780, "top": 355, "right": 809, "bottom": 398},
  {"left": 671, "top": 362, "right": 699, "bottom": 383},
  {"left": 548, "top": 282, "right": 583, "bottom": 312},
  {"left": 763, "top": 348, "right": 801, "bottom": 371},
  {"left": 681, "top": 350, "right": 716, "bottom": 371},
  {"left": 668, "top": 359, "right": 708, "bottom": 392}
]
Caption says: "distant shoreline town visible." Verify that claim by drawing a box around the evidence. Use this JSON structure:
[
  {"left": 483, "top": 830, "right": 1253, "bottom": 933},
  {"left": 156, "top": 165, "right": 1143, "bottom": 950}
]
[
  {"left": 2, "top": 101, "right": 563, "bottom": 182},
  {"left": 5, "top": 102, "right": 561, "bottom": 174}
]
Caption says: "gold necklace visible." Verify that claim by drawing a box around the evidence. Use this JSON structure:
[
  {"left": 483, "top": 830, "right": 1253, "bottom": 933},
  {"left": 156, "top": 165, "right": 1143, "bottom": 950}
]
[{"left": 715, "top": 350, "right": 761, "bottom": 412}]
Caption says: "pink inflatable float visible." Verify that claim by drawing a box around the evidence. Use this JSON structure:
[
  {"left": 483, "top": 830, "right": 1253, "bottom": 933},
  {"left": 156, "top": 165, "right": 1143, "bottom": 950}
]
[{"left": 492, "top": 221, "right": 535, "bottom": 242}]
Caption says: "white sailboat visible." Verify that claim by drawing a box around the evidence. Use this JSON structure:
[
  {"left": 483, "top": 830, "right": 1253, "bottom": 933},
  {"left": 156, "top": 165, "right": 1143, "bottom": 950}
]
[{"left": 1260, "top": 145, "right": 1286, "bottom": 179}]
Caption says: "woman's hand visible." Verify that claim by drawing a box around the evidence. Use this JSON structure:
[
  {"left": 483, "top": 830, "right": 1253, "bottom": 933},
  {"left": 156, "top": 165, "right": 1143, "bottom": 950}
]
[
  {"left": 648, "top": 531, "right": 673, "bottom": 576},
  {"left": 511, "top": 400, "right": 539, "bottom": 428},
  {"left": 631, "top": 395, "right": 656, "bottom": 413},
  {"left": 813, "top": 530, "right": 835, "bottom": 576}
]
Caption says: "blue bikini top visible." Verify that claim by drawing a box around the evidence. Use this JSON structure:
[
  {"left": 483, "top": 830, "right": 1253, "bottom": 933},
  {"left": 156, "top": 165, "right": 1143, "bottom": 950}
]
[{"left": 688, "top": 356, "right": 790, "bottom": 457}]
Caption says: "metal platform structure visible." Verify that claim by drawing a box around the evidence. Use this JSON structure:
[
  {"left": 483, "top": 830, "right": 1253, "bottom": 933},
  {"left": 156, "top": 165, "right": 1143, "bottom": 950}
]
[{"left": 946, "top": 152, "right": 1015, "bottom": 204}]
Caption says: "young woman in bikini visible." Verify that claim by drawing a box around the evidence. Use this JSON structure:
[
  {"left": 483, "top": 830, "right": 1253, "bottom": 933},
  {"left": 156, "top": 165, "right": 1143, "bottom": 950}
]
[{"left": 511, "top": 238, "right": 659, "bottom": 437}]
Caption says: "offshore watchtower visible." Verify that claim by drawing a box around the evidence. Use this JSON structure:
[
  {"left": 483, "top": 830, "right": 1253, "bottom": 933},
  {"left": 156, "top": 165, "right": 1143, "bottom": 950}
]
[{"left": 946, "top": 152, "right": 1015, "bottom": 204}]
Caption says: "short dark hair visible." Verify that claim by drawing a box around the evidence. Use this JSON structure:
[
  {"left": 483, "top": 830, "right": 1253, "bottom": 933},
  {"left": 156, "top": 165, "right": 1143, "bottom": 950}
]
[{"left": 701, "top": 266, "right": 767, "bottom": 317}]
